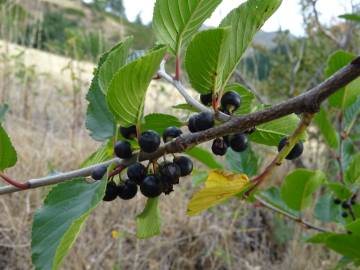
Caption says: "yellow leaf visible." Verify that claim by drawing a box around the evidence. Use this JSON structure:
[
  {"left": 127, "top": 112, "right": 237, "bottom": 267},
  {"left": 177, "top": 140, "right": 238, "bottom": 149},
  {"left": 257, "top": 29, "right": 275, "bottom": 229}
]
[
  {"left": 111, "top": 230, "right": 120, "bottom": 239},
  {"left": 187, "top": 170, "right": 250, "bottom": 216}
]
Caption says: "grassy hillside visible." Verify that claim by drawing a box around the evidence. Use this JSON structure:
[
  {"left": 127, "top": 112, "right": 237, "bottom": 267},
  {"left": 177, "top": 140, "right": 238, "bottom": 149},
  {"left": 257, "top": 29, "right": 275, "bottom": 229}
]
[{"left": 0, "top": 0, "right": 156, "bottom": 62}]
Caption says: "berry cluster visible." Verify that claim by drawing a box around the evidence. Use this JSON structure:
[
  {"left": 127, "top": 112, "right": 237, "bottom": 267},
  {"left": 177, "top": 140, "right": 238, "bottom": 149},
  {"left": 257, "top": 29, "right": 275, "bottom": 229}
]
[
  {"left": 333, "top": 195, "right": 357, "bottom": 218},
  {"left": 91, "top": 125, "right": 193, "bottom": 201},
  {"left": 198, "top": 90, "right": 249, "bottom": 156},
  {"left": 98, "top": 156, "right": 193, "bottom": 201}
]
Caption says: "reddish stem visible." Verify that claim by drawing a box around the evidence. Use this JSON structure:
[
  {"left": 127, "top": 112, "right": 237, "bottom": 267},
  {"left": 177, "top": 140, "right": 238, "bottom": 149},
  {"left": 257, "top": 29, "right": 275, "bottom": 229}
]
[
  {"left": 175, "top": 55, "right": 181, "bottom": 81},
  {"left": 0, "top": 172, "right": 30, "bottom": 190},
  {"left": 108, "top": 165, "right": 124, "bottom": 178}
]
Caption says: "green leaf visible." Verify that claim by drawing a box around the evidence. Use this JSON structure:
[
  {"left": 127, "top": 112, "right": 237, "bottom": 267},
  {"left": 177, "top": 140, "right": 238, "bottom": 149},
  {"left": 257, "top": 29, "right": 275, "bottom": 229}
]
[
  {"left": 325, "top": 50, "right": 356, "bottom": 108},
  {"left": 86, "top": 84, "right": 115, "bottom": 142},
  {"left": 257, "top": 187, "right": 299, "bottom": 216},
  {"left": 220, "top": 0, "right": 282, "bottom": 85},
  {"left": 327, "top": 183, "right": 352, "bottom": 200},
  {"left": 306, "top": 232, "right": 334, "bottom": 244},
  {"left": 344, "top": 77, "right": 360, "bottom": 109},
  {"left": 141, "top": 113, "right": 183, "bottom": 134},
  {"left": 32, "top": 179, "right": 107, "bottom": 270},
  {"left": 325, "top": 234, "right": 360, "bottom": 262},
  {"left": 226, "top": 147, "right": 260, "bottom": 177},
  {"left": 344, "top": 97, "right": 360, "bottom": 130},
  {"left": 98, "top": 37, "right": 133, "bottom": 94},
  {"left": 339, "top": 13, "right": 360, "bottom": 22},
  {"left": 85, "top": 45, "right": 119, "bottom": 142},
  {"left": 249, "top": 114, "right": 303, "bottom": 146},
  {"left": 346, "top": 219, "right": 360, "bottom": 236},
  {"left": 280, "top": 169, "right": 326, "bottom": 211},
  {"left": 172, "top": 103, "right": 200, "bottom": 113},
  {"left": 0, "top": 124, "right": 17, "bottom": 171},
  {"left": 31, "top": 146, "right": 110, "bottom": 270},
  {"left": 0, "top": 104, "right": 9, "bottom": 123},
  {"left": 136, "top": 198, "right": 161, "bottom": 239},
  {"left": 345, "top": 153, "right": 360, "bottom": 185},
  {"left": 342, "top": 138, "right": 356, "bottom": 170},
  {"left": 186, "top": 147, "right": 223, "bottom": 169},
  {"left": 152, "top": 0, "right": 222, "bottom": 55},
  {"left": 226, "top": 84, "right": 255, "bottom": 115},
  {"left": 185, "top": 28, "right": 230, "bottom": 94},
  {"left": 314, "top": 194, "right": 342, "bottom": 223},
  {"left": 106, "top": 46, "right": 167, "bottom": 127},
  {"left": 314, "top": 107, "right": 339, "bottom": 149}
]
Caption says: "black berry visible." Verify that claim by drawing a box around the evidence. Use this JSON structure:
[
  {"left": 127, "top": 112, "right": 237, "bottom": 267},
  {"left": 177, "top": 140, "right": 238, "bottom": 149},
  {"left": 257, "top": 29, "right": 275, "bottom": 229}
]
[
  {"left": 118, "top": 180, "right": 138, "bottom": 200},
  {"left": 140, "top": 175, "right": 162, "bottom": 198},
  {"left": 342, "top": 212, "right": 349, "bottom": 218},
  {"left": 160, "top": 162, "right": 181, "bottom": 184},
  {"left": 278, "top": 137, "right": 304, "bottom": 160},
  {"left": 195, "top": 112, "right": 214, "bottom": 131},
  {"left": 163, "top": 126, "right": 182, "bottom": 143},
  {"left": 342, "top": 201, "right": 350, "bottom": 209},
  {"left": 173, "top": 156, "right": 193, "bottom": 176},
  {"left": 103, "top": 182, "right": 118, "bottom": 201},
  {"left": 230, "top": 133, "right": 248, "bottom": 152},
  {"left": 139, "top": 130, "right": 161, "bottom": 153},
  {"left": 212, "top": 138, "right": 228, "bottom": 156},
  {"left": 127, "top": 162, "right": 147, "bottom": 185},
  {"left": 188, "top": 115, "right": 198, "bottom": 133},
  {"left": 200, "top": 93, "right": 212, "bottom": 106},
  {"left": 91, "top": 165, "right": 107, "bottom": 180},
  {"left": 114, "top": 141, "right": 132, "bottom": 159},
  {"left": 221, "top": 91, "right": 241, "bottom": 114},
  {"left": 120, "top": 125, "right": 137, "bottom": 140},
  {"left": 333, "top": 198, "right": 341, "bottom": 205}
]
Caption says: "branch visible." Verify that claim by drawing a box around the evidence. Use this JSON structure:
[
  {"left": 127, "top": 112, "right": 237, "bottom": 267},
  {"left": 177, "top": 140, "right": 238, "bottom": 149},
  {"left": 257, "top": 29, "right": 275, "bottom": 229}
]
[
  {"left": 1, "top": 56, "right": 360, "bottom": 195},
  {"left": 0, "top": 158, "right": 123, "bottom": 195}
]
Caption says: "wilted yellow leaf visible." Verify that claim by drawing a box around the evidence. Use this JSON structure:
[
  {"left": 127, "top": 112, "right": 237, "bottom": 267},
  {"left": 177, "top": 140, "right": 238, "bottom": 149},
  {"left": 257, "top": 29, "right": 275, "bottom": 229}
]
[
  {"left": 187, "top": 170, "right": 250, "bottom": 216},
  {"left": 111, "top": 230, "right": 120, "bottom": 239}
]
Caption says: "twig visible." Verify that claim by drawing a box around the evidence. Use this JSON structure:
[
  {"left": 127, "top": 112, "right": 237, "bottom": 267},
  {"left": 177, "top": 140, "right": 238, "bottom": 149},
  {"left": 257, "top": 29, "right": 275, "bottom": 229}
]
[
  {"left": 246, "top": 113, "right": 314, "bottom": 195},
  {"left": 157, "top": 69, "right": 230, "bottom": 122},
  {"left": 233, "top": 70, "right": 266, "bottom": 103},
  {"left": 0, "top": 56, "right": 359, "bottom": 195},
  {"left": 310, "top": 0, "right": 342, "bottom": 48},
  {"left": 0, "top": 172, "right": 30, "bottom": 190},
  {"left": 0, "top": 158, "right": 123, "bottom": 195},
  {"left": 255, "top": 195, "right": 332, "bottom": 233}
]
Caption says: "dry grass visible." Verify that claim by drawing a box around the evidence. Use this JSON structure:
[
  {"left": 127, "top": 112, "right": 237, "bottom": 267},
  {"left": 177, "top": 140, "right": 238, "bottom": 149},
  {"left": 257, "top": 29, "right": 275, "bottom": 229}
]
[{"left": 0, "top": 40, "right": 342, "bottom": 270}]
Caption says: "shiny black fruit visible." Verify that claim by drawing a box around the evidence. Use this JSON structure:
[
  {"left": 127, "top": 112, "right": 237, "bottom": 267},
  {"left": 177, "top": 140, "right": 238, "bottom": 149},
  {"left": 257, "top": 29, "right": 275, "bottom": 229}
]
[
  {"left": 118, "top": 180, "right": 138, "bottom": 200},
  {"left": 173, "top": 156, "right": 193, "bottom": 176},
  {"left": 120, "top": 125, "right": 137, "bottom": 140},
  {"left": 127, "top": 162, "right": 147, "bottom": 185},
  {"left": 140, "top": 175, "right": 162, "bottom": 198},
  {"left": 230, "top": 133, "right": 248, "bottom": 152},
  {"left": 212, "top": 138, "right": 228, "bottom": 156},
  {"left": 278, "top": 137, "right": 304, "bottom": 160},
  {"left": 91, "top": 165, "right": 107, "bottom": 180},
  {"left": 103, "top": 182, "right": 118, "bottom": 201},
  {"left": 139, "top": 130, "right": 161, "bottom": 153},
  {"left": 114, "top": 141, "right": 132, "bottom": 159},
  {"left": 163, "top": 126, "right": 182, "bottom": 143},
  {"left": 221, "top": 91, "right": 241, "bottom": 114}
]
